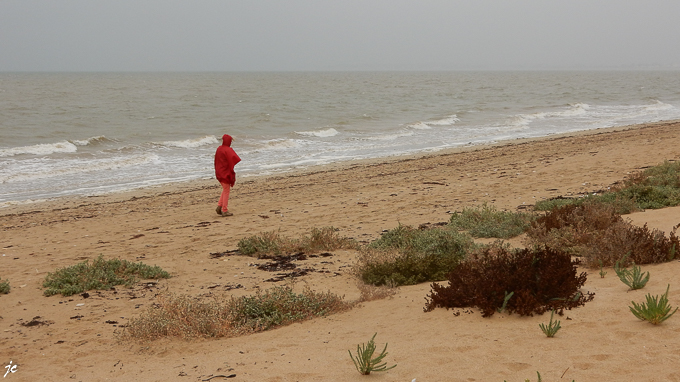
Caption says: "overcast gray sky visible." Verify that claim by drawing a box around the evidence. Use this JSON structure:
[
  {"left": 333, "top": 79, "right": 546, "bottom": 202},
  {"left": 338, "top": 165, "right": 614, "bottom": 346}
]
[{"left": 1, "top": 1, "right": 679, "bottom": 72}]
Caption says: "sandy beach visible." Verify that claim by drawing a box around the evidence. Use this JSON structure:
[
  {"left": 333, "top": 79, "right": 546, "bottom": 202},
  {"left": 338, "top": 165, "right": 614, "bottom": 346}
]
[{"left": 2, "top": 121, "right": 680, "bottom": 381}]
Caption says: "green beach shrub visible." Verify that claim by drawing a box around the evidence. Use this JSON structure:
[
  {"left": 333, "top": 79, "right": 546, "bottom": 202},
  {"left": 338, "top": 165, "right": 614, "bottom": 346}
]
[
  {"left": 0, "top": 278, "right": 9, "bottom": 294},
  {"left": 42, "top": 255, "right": 170, "bottom": 297},
  {"left": 357, "top": 225, "right": 476, "bottom": 286},
  {"left": 448, "top": 203, "right": 535, "bottom": 239},
  {"left": 238, "top": 230, "right": 288, "bottom": 257}
]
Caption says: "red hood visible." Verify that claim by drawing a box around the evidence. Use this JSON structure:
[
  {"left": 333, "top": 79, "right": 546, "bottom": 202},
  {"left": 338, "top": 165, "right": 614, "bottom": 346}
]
[{"left": 222, "top": 134, "right": 233, "bottom": 147}]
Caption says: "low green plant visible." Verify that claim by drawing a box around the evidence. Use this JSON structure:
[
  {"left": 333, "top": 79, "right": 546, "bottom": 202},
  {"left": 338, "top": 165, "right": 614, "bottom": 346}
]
[
  {"left": 299, "top": 226, "right": 360, "bottom": 252},
  {"left": 598, "top": 260, "right": 607, "bottom": 278},
  {"left": 0, "top": 278, "right": 9, "bottom": 294},
  {"left": 237, "top": 230, "right": 287, "bottom": 256},
  {"left": 357, "top": 225, "right": 475, "bottom": 286},
  {"left": 348, "top": 333, "right": 396, "bottom": 375},
  {"left": 614, "top": 254, "right": 649, "bottom": 290},
  {"left": 630, "top": 285, "right": 678, "bottom": 325},
  {"left": 497, "top": 291, "right": 514, "bottom": 313},
  {"left": 42, "top": 255, "right": 170, "bottom": 297},
  {"left": 229, "top": 285, "right": 351, "bottom": 331},
  {"left": 539, "top": 310, "right": 562, "bottom": 337},
  {"left": 448, "top": 203, "right": 534, "bottom": 239}
]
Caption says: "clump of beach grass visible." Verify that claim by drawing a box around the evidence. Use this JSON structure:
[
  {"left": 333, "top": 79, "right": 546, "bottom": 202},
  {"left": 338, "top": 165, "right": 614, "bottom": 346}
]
[
  {"left": 630, "top": 285, "right": 678, "bottom": 325},
  {"left": 0, "top": 278, "right": 9, "bottom": 294},
  {"left": 614, "top": 254, "right": 650, "bottom": 290},
  {"left": 448, "top": 203, "right": 535, "bottom": 239},
  {"left": 42, "top": 255, "right": 170, "bottom": 297},
  {"left": 539, "top": 310, "right": 562, "bottom": 338},
  {"left": 348, "top": 333, "right": 396, "bottom": 375},
  {"left": 122, "top": 285, "right": 351, "bottom": 341},
  {"left": 238, "top": 227, "right": 359, "bottom": 257}
]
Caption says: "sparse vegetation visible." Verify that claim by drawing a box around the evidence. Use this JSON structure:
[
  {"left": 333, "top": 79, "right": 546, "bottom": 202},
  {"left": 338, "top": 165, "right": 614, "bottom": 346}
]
[
  {"left": 598, "top": 260, "right": 607, "bottom": 278},
  {"left": 425, "top": 246, "right": 595, "bottom": 317},
  {"left": 356, "top": 224, "right": 475, "bottom": 286},
  {"left": 505, "top": 372, "right": 575, "bottom": 382},
  {"left": 238, "top": 230, "right": 288, "bottom": 256},
  {"left": 629, "top": 285, "right": 678, "bottom": 325},
  {"left": 123, "top": 285, "right": 351, "bottom": 341},
  {"left": 448, "top": 203, "right": 535, "bottom": 239},
  {"left": 0, "top": 278, "right": 9, "bottom": 294},
  {"left": 535, "top": 160, "right": 680, "bottom": 213},
  {"left": 348, "top": 333, "right": 396, "bottom": 375},
  {"left": 238, "top": 227, "right": 358, "bottom": 257},
  {"left": 356, "top": 282, "right": 398, "bottom": 302},
  {"left": 42, "top": 255, "right": 170, "bottom": 297},
  {"left": 539, "top": 310, "right": 562, "bottom": 338}
]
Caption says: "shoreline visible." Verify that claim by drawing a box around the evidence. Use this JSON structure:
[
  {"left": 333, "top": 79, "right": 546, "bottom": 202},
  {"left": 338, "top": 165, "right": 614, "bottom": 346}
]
[{"left": 3, "top": 119, "right": 678, "bottom": 216}]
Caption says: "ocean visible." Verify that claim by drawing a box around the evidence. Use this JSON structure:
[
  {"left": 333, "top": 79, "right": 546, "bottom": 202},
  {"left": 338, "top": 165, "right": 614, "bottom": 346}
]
[{"left": 2, "top": 71, "right": 680, "bottom": 206}]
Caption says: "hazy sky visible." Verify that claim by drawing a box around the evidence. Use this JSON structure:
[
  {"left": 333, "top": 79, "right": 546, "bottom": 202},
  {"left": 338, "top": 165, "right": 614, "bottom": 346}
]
[{"left": 2, "top": 1, "right": 679, "bottom": 72}]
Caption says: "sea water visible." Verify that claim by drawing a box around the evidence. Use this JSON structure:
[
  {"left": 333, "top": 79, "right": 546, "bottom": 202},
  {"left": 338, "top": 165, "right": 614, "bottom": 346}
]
[{"left": 2, "top": 71, "right": 680, "bottom": 205}]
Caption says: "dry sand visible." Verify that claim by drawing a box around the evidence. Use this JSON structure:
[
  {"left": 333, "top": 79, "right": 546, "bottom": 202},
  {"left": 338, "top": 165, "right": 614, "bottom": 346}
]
[{"left": 2, "top": 121, "right": 680, "bottom": 382}]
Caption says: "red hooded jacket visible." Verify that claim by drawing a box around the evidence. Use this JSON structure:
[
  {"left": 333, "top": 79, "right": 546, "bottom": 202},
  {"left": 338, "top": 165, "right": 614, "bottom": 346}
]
[{"left": 214, "top": 134, "right": 241, "bottom": 186}]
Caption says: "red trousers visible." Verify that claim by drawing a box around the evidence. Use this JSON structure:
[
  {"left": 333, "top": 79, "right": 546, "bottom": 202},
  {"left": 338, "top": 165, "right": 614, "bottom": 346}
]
[{"left": 218, "top": 182, "right": 231, "bottom": 212}]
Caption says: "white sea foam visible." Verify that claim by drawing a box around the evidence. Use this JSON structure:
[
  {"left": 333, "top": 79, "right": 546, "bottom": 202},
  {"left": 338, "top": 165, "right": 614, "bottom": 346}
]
[
  {"left": 424, "top": 115, "right": 460, "bottom": 126},
  {"left": 407, "top": 115, "right": 459, "bottom": 130},
  {"left": 0, "top": 141, "right": 78, "bottom": 157},
  {"left": 160, "top": 135, "right": 219, "bottom": 148},
  {"left": 506, "top": 103, "right": 591, "bottom": 129},
  {"left": 0, "top": 154, "right": 161, "bottom": 183},
  {"left": 295, "top": 127, "right": 339, "bottom": 137}
]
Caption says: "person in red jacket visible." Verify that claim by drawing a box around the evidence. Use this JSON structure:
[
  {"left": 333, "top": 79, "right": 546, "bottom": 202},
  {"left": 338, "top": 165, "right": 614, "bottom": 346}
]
[{"left": 214, "top": 134, "right": 241, "bottom": 216}]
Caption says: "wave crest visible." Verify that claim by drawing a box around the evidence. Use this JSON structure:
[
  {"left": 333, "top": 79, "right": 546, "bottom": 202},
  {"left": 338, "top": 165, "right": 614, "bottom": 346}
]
[
  {"left": 0, "top": 141, "right": 78, "bottom": 157},
  {"left": 160, "top": 135, "right": 219, "bottom": 148},
  {"left": 295, "top": 128, "right": 339, "bottom": 137}
]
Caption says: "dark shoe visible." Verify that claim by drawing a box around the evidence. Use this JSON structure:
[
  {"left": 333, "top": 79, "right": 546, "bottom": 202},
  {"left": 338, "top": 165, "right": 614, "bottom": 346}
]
[
  {"left": 216, "top": 206, "right": 223, "bottom": 215},
  {"left": 222, "top": 211, "right": 233, "bottom": 217}
]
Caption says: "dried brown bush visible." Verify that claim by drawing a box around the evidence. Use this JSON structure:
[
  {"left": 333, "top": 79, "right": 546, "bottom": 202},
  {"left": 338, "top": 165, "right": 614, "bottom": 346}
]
[
  {"left": 582, "top": 223, "right": 679, "bottom": 268},
  {"left": 356, "top": 282, "right": 398, "bottom": 302},
  {"left": 526, "top": 202, "right": 679, "bottom": 268},
  {"left": 424, "top": 247, "right": 594, "bottom": 317}
]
